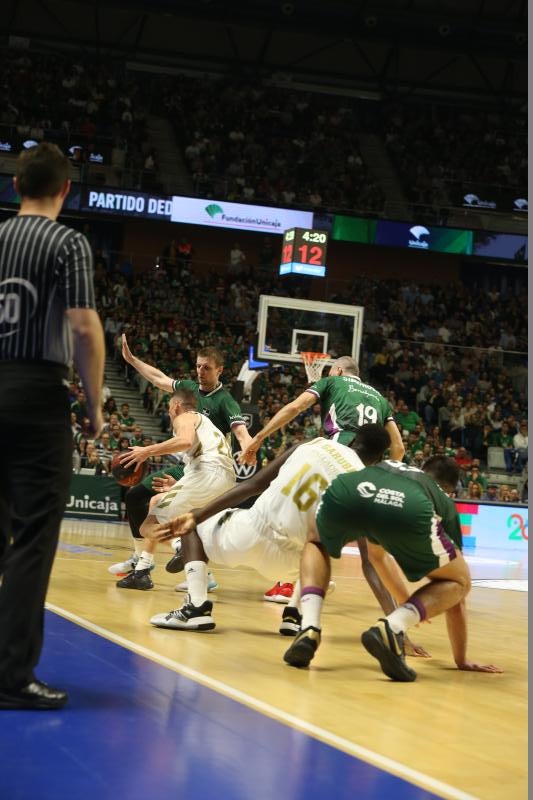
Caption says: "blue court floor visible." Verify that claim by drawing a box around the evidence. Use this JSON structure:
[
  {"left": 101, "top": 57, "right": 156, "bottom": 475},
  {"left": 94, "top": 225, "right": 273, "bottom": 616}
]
[{"left": 1, "top": 612, "right": 443, "bottom": 800}]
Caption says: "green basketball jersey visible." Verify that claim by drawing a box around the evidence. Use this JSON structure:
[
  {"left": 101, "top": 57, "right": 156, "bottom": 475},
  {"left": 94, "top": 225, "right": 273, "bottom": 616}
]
[
  {"left": 171, "top": 379, "right": 245, "bottom": 437},
  {"left": 316, "top": 459, "right": 462, "bottom": 561},
  {"left": 307, "top": 375, "right": 394, "bottom": 439}
]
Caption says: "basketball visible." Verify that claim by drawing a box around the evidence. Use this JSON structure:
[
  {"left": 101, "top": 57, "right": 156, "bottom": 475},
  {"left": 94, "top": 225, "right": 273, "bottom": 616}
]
[{"left": 111, "top": 452, "right": 147, "bottom": 487}]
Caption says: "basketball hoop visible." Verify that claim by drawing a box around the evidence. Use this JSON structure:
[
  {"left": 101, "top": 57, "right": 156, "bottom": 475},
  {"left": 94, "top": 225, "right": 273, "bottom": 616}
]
[{"left": 301, "top": 351, "right": 329, "bottom": 383}]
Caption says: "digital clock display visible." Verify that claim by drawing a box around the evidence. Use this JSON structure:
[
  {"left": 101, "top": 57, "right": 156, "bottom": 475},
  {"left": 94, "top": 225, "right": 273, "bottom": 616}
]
[{"left": 279, "top": 228, "right": 329, "bottom": 277}]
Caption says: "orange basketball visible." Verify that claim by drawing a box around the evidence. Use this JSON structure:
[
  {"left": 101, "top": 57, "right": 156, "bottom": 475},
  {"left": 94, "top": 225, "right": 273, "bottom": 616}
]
[{"left": 111, "top": 452, "right": 148, "bottom": 487}]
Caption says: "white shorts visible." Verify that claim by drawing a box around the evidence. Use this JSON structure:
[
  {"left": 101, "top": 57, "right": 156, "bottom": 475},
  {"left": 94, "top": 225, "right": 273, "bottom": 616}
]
[
  {"left": 197, "top": 508, "right": 302, "bottom": 582},
  {"left": 153, "top": 466, "right": 235, "bottom": 523}
]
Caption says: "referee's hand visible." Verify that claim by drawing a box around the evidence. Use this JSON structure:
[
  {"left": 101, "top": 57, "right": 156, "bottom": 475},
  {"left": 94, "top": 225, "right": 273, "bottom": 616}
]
[{"left": 87, "top": 409, "right": 104, "bottom": 439}]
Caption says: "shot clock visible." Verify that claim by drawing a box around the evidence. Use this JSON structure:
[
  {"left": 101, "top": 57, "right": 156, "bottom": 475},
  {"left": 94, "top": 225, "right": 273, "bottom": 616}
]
[{"left": 279, "top": 228, "right": 329, "bottom": 277}]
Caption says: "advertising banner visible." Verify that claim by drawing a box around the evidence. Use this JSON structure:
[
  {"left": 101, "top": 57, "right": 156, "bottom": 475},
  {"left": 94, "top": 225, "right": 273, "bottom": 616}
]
[
  {"left": 456, "top": 502, "right": 528, "bottom": 551},
  {"left": 64, "top": 475, "right": 122, "bottom": 521},
  {"left": 331, "top": 215, "right": 377, "bottom": 244},
  {"left": 171, "top": 196, "right": 313, "bottom": 234},
  {"left": 81, "top": 189, "right": 172, "bottom": 219},
  {"left": 375, "top": 221, "right": 473, "bottom": 254},
  {"left": 473, "top": 232, "right": 528, "bottom": 263}
]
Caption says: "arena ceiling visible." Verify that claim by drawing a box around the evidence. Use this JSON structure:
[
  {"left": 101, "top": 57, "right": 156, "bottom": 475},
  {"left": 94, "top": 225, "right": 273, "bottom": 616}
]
[{"left": 1, "top": 0, "right": 527, "bottom": 100}]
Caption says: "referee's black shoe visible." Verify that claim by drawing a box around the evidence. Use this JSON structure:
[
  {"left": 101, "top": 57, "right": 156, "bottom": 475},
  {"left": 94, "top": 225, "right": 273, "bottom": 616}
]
[
  {"left": 0, "top": 679, "right": 68, "bottom": 710},
  {"left": 116, "top": 568, "right": 154, "bottom": 590},
  {"left": 283, "top": 626, "right": 321, "bottom": 668},
  {"left": 361, "top": 619, "right": 417, "bottom": 682}
]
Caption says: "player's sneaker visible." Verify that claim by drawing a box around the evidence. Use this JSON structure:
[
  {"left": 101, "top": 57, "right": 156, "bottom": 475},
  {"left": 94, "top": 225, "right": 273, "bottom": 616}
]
[
  {"left": 263, "top": 582, "right": 294, "bottom": 603},
  {"left": 279, "top": 606, "right": 302, "bottom": 637},
  {"left": 175, "top": 572, "right": 218, "bottom": 592},
  {"left": 165, "top": 539, "right": 184, "bottom": 574},
  {"left": 116, "top": 568, "right": 154, "bottom": 591},
  {"left": 108, "top": 553, "right": 138, "bottom": 576},
  {"left": 361, "top": 618, "right": 417, "bottom": 682},
  {"left": 150, "top": 596, "right": 215, "bottom": 631},
  {"left": 283, "top": 626, "right": 321, "bottom": 668}
]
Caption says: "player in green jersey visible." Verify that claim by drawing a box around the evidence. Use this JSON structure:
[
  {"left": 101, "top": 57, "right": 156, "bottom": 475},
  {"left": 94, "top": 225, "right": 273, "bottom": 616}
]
[
  {"left": 239, "top": 355, "right": 407, "bottom": 610},
  {"left": 285, "top": 451, "right": 502, "bottom": 680},
  {"left": 108, "top": 335, "right": 252, "bottom": 588}
]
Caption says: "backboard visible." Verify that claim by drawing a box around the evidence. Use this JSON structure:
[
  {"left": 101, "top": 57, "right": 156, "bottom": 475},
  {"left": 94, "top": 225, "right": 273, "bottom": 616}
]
[{"left": 256, "top": 295, "right": 364, "bottom": 366}]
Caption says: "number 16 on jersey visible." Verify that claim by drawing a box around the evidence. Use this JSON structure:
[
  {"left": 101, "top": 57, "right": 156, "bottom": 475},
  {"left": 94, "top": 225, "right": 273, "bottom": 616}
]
[{"left": 279, "top": 228, "right": 329, "bottom": 278}]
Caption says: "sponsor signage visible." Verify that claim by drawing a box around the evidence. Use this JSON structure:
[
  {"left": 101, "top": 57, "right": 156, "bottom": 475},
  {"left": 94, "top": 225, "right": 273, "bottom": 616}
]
[
  {"left": 463, "top": 193, "right": 497, "bottom": 210},
  {"left": 375, "top": 221, "right": 473, "bottom": 254},
  {"left": 64, "top": 475, "right": 122, "bottom": 520},
  {"left": 473, "top": 232, "right": 528, "bottom": 263},
  {"left": 171, "top": 196, "right": 313, "bottom": 234},
  {"left": 456, "top": 502, "right": 528, "bottom": 552},
  {"left": 81, "top": 189, "right": 173, "bottom": 219},
  {"left": 331, "top": 215, "right": 377, "bottom": 244}
]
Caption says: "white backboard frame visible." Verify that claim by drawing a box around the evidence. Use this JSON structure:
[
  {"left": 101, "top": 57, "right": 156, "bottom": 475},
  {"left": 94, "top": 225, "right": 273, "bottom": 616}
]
[{"left": 257, "top": 295, "right": 364, "bottom": 366}]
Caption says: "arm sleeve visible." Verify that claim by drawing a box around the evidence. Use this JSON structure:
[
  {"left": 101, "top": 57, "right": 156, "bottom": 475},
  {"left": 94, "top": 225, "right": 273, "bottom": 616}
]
[
  {"left": 171, "top": 379, "right": 197, "bottom": 392},
  {"left": 62, "top": 233, "right": 96, "bottom": 309},
  {"left": 306, "top": 377, "right": 327, "bottom": 399},
  {"left": 382, "top": 398, "right": 395, "bottom": 424},
  {"left": 221, "top": 394, "right": 247, "bottom": 428}
]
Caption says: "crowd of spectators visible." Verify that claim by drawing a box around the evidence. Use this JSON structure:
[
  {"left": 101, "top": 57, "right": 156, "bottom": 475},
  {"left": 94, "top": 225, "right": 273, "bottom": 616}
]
[
  {"left": 82, "top": 250, "right": 528, "bottom": 503},
  {"left": 383, "top": 100, "right": 527, "bottom": 213},
  {"left": 156, "top": 74, "right": 385, "bottom": 213},
  {"left": 0, "top": 50, "right": 159, "bottom": 191}
]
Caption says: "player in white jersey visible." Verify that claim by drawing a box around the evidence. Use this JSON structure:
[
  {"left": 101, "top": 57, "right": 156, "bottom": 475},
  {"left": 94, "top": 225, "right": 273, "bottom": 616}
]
[
  {"left": 145, "top": 425, "right": 410, "bottom": 633},
  {"left": 114, "top": 386, "right": 235, "bottom": 590}
]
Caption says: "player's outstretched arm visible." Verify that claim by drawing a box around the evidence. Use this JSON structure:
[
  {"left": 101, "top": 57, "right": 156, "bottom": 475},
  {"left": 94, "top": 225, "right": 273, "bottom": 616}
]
[
  {"left": 445, "top": 601, "right": 503, "bottom": 673},
  {"left": 152, "top": 444, "right": 302, "bottom": 542},
  {"left": 240, "top": 392, "right": 315, "bottom": 463},
  {"left": 122, "top": 334, "right": 174, "bottom": 392},
  {"left": 385, "top": 420, "right": 406, "bottom": 461}
]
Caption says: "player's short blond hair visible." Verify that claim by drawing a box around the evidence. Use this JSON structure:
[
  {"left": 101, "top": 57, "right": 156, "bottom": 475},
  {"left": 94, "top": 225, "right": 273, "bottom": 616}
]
[{"left": 332, "top": 356, "right": 359, "bottom": 376}]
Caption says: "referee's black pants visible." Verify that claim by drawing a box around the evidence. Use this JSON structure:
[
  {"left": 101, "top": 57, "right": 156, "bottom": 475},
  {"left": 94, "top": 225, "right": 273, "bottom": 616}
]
[{"left": 0, "top": 363, "right": 72, "bottom": 689}]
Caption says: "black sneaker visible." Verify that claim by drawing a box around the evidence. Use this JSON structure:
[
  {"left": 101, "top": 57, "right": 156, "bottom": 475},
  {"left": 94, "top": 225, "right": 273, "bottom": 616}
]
[
  {"left": 165, "top": 547, "right": 185, "bottom": 574},
  {"left": 283, "top": 626, "right": 321, "bottom": 668},
  {"left": 279, "top": 606, "right": 302, "bottom": 637},
  {"left": 361, "top": 618, "right": 417, "bottom": 682},
  {"left": 116, "top": 568, "right": 154, "bottom": 590},
  {"left": 150, "top": 596, "right": 215, "bottom": 631}
]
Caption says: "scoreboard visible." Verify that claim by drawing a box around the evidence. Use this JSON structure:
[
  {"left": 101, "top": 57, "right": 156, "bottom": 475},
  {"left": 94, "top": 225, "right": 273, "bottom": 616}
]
[{"left": 279, "top": 228, "right": 329, "bottom": 277}]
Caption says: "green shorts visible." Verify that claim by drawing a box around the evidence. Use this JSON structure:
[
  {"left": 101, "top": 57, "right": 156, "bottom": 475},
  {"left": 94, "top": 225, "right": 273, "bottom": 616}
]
[
  {"left": 330, "top": 430, "right": 357, "bottom": 447},
  {"left": 141, "top": 463, "right": 185, "bottom": 493},
  {"left": 316, "top": 468, "right": 460, "bottom": 582}
]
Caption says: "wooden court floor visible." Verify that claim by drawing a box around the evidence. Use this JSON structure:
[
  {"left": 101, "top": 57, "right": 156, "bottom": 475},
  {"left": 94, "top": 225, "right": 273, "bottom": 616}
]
[{"left": 47, "top": 520, "right": 528, "bottom": 800}]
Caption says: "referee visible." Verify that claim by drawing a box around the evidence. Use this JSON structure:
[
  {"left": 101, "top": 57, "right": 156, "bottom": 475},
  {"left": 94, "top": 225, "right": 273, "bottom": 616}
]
[{"left": 0, "top": 143, "right": 104, "bottom": 709}]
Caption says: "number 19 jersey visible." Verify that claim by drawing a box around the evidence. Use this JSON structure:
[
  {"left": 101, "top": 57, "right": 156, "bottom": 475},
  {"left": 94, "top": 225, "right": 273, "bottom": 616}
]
[
  {"left": 307, "top": 375, "right": 394, "bottom": 440},
  {"left": 251, "top": 437, "right": 364, "bottom": 545}
]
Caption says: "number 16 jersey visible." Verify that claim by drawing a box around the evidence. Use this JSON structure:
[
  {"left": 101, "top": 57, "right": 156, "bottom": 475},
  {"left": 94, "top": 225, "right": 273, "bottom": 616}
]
[
  {"left": 251, "top": 437, "right": 364, "bottom": 545},
  {"left": 306, "top": 375, "right": 394, "bottom": 441}
]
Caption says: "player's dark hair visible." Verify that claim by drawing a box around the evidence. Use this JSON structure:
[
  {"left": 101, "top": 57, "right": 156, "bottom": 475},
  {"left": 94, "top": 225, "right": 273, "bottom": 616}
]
[
  {"left": 423, "top": 455, "right": 459, "bottom": 492},
  {"left": 352, "top": 424, "right": 390, "bottom": 465},
  {"left": 16, "top": 142, "right": 70, "bottom": 198},
  {"left": 173, "top": 387, "right": 198, "bottom": 410},
  {"left": 197, "top": 346, "right": 224, "bottom": 367}
]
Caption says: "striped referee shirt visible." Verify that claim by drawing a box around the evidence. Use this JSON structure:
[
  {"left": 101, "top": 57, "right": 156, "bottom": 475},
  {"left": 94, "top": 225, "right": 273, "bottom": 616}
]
[{"left": 0, "top": 215, "right": 95, "bottom": 366}]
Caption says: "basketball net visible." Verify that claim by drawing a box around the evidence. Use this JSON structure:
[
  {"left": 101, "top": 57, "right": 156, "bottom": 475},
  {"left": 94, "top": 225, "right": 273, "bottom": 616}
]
[{"left": 300, "top": 351, "right": 329, "bottom": 383}]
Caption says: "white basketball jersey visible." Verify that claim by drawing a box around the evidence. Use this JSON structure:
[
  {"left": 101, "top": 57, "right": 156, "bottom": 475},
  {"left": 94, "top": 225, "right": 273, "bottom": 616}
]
[
  {"left": 180, "top": 412, "right": 234, "bottom": 474},
  {"left": 252, "top": 437, "right": 364, "bottom": 543}
]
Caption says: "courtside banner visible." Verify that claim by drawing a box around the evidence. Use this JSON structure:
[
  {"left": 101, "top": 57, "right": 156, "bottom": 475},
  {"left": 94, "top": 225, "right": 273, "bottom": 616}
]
[
  {"left": 64, "top": 475, "right": 122, "bottom": 520},
  {"left": 171, "top": 196, "right": 313, "bottom": 234}
]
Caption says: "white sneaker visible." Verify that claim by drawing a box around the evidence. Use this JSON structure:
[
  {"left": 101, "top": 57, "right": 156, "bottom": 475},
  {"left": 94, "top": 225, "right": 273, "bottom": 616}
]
[
  {"left": 175, "top": 571, "right": 218, "bottom": 592},
  {"left": 150, "top": 596, "right": 215, "bottom": 631},
  {"left": 108, "top": 553, "right": 138, "bottom": 576}
]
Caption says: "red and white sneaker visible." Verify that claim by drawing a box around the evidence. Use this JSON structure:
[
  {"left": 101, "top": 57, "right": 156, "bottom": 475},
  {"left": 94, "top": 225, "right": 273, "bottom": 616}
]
[{"left": 263, "top": 582, "right": 294, "bottom": 603}]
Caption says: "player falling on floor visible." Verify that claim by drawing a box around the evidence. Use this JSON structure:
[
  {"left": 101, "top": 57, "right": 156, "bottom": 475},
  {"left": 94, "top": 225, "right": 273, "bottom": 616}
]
[
  {"left": 240, "top": 355, "right": 405, "bottom": 605},
  {"left": 115, "top": 386, "right": 235, "bottom": 589},
  {"left": 109, "top": 334, "right": 251, "bottom": 590},
  {"left": 284, "top": 452, "right": 503, "bottom": 679},
  {"left": 144, "top": 425, "right": 428, "bottom": 660}
]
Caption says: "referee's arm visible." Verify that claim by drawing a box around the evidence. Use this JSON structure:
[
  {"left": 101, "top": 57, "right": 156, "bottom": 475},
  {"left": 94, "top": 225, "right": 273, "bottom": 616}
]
[{"left": 67, "top": 308, "right": 105, "bottom": 436}]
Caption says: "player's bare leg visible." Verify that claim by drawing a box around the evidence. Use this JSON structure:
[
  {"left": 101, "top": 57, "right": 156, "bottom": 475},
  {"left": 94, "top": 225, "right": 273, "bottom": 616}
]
[
  {"left": 149, "top": 524, "right": 215, "bottom": 632},
  {"left": 283, "top": 541, "right": 329, "bottom": 668}
]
